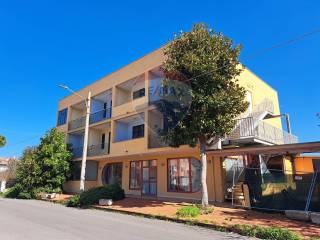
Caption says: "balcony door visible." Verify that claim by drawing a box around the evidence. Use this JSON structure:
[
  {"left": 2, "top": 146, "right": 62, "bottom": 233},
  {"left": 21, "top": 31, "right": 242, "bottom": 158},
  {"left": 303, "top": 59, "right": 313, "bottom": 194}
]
[{"left": 141, "top": 160, "right": 157, "bottom": 196}]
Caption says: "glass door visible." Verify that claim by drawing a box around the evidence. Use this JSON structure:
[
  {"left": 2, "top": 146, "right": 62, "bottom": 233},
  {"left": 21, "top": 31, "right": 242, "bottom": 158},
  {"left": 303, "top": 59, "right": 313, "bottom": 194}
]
[{"left": 141, "top": 160, "right": 157, "bottom": 196}]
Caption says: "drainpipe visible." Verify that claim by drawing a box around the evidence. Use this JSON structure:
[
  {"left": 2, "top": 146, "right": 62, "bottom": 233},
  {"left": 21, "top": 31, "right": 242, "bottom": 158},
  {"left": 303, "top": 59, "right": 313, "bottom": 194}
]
[{"left": 285, "top": 114, "right": 291, "bottom": 134}]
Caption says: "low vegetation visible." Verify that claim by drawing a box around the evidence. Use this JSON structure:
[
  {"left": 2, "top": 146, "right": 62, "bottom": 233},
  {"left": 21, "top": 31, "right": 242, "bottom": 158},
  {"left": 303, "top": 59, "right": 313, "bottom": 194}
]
[
  {"left": 4, "top": 128, "right": 72, "bottom": 199},
  {"left": 176, "top": 204, "right": 214, "bottom": 218},
  {"left": 66, "top": 184, "right": 125, "bottom": 208},
  {"left": 233, "top": 224, "right": 301, "bottom": 240}
]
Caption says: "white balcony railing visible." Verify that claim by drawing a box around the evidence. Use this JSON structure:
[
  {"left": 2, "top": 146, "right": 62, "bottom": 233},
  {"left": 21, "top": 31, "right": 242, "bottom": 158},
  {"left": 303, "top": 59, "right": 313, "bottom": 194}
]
[{"left": 226, "top": 117, "right": 298, "bottom": 145}]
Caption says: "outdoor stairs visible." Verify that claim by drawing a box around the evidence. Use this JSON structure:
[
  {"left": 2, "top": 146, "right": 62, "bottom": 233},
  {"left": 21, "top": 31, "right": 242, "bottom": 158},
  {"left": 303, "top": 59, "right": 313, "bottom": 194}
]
[{"left": 226, "top": 183, "right": 246, "bottom": 206}]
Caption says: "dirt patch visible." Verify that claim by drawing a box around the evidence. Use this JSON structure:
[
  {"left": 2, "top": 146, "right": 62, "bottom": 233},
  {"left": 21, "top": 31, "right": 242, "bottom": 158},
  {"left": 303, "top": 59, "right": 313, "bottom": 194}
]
[{"left": 95, "top": 198, "right": 320, "bottom": 239}]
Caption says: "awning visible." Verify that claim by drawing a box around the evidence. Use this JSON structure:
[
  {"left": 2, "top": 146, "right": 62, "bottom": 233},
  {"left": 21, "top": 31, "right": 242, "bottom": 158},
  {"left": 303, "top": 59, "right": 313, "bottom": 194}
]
[{"left": 206, "top": 141, "right": 320, "bottom": 156}]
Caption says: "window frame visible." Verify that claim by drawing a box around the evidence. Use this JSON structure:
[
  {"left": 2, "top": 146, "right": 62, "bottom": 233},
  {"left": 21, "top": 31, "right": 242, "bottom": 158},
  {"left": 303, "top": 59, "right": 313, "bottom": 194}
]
[
  {"left": 101, "top": 162, "right": 123, "bottom": 186},
  {"left": 167, "top": 157, "right": 200, "bottom": 193},
  {"left": 132, "top": 124, "right": 145, "bottom": 139},
  {"left": 129, "top": 161, "right": 142, "bottom": 190},
  {"left": 57, "top": 108, "right": 68, "bottom": 126},
  {"left": 70, "top": 160, "right": 98, "bottom": 181},
  {"left": 132, "top": 88, "right": 145, "bottom": 100}
]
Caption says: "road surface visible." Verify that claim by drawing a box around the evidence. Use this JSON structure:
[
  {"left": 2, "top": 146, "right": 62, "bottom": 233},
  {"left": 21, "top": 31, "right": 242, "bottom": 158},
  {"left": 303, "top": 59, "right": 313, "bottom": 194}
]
[{"left": 0, "top": 198, "right": 249, "bottom": 240}]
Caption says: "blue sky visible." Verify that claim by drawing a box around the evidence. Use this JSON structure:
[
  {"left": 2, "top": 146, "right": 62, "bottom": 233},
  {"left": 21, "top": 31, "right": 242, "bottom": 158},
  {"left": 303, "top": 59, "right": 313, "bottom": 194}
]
[{"left": 0, "top": 0, "right": 319, "bottom": 157}]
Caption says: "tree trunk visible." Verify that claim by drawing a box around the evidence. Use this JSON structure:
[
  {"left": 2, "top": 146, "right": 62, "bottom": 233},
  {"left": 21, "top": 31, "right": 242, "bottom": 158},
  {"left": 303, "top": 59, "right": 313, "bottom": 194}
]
[{"left": 199, "top": 137, "right": 209, "bottom": 207}]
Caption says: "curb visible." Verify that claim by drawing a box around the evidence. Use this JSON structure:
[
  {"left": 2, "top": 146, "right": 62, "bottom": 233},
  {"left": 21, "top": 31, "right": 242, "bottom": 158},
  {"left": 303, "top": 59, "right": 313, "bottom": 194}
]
[{"left": 91, "top": 206, "right": 230, "bottom": 232}]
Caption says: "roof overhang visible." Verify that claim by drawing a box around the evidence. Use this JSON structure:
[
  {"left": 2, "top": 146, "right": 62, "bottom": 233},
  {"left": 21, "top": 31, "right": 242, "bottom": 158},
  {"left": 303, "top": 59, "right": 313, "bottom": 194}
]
[{"left": 206, "top": 141, "right": 320, "bottom": 157}]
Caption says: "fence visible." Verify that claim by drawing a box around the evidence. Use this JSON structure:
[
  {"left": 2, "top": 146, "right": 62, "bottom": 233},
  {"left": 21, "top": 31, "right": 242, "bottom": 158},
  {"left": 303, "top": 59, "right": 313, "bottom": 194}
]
[{"left": 229, "top": 165, "right": 320, "bottom": 212}]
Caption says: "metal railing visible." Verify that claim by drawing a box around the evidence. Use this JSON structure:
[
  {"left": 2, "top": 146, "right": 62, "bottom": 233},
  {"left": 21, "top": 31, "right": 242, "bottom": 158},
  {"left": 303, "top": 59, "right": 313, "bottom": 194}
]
[
  {"left": 68, "top": 117, "right": 86, "bottom": 130},
  {"left": 89, "top": 108, "right": 112, "bottom": 124},
  {"left": 71, "top": 143, "right": 109, "bottom": 158},
  {"left": 87, "top": 143, "right": 109, "bottom": 157},
  {"left": 68, "top": 108, "right": 112, "bottom": 130},
  {"left": 148, "top": 131, "right": 168, "bottom": 148},
  {"left": 226, "top": 117, "right": 298, "bottom": 145}
]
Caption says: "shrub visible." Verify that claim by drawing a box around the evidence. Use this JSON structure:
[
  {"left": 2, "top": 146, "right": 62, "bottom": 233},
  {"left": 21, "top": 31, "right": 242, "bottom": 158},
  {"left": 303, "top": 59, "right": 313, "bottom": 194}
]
[
  {"left": 176, "top": 205, "right": 200, "bottom": 218},
  {"left": 66, "top": 195, "right": 80, "bottom": 207},
  {"left": 234, "top": 225, "right": 301, "bottom": 240},
  {"left": 4, "top": 184, "right": 23, "bottom": 198},
  {"left": 78, "top": 184, "right": 125, "bottom": 207}
]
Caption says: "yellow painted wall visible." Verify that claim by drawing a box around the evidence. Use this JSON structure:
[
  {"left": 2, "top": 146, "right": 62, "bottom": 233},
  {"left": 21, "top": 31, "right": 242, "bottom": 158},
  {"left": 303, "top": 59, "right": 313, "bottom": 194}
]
[
  {"left": 58, "top": 47, "right": 283, "bottom": 201},
  {"left": 66, "top": 152, "right": 224, "bottom": 202},
  {"left": 238, "top": 68, "right": 282, "bottom": 129}
]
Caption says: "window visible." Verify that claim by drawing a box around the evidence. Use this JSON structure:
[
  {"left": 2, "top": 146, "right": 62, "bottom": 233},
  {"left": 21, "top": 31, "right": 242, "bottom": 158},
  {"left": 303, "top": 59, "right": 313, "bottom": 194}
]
[
  {"left": 57, "top": 108, "right": 68, "bottom": 126},
  {"left": 101, "top": 133, "right": 106, "bottom": 149},
  {"left": 168, "top": 158, "right": 201, "bottom": 192},
  {"left": 102, "top": 163, "right": 122, "bottom": 186},
  {"left": 70, "top": 161, "right": 98, "bottom": 181},
  {"left": 133, "top": 88, "right": 145, "bottom": 100},
  {"left": 130, "top": 161, "right": 142, "bottom": 189},
  {"left": 132, "top": 124, "right": 144, "bottom": 139}
]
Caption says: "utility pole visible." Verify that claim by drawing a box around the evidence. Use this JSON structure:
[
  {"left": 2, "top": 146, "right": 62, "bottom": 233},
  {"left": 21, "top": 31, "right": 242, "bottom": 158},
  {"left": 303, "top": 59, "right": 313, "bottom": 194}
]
[
  {"left": 58, "top": 85, "right": 91, "bottom": 192},
  {"left": 80, "top": 91, "right": 91, "bottom": 191}
]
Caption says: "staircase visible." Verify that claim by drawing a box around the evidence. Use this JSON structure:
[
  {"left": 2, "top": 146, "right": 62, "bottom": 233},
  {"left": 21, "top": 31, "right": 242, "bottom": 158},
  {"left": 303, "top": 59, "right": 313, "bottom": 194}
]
[{"left": 225, "top": 183, "right": 246, "bottom": 206}]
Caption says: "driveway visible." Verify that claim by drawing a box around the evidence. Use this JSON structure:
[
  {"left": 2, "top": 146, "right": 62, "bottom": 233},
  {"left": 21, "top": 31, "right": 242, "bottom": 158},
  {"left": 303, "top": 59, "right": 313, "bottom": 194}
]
[{"left": 0, "top": 198, "right": 249, "bottom": 240}]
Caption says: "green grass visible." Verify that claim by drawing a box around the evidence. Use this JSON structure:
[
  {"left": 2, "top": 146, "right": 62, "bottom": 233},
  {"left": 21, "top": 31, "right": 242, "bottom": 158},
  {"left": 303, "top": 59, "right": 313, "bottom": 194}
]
[
  {"left": 176, "top": 204, "right": 214, "bottom": 218},
  {"left": 233, "top": 224, "right": 301, "bottom": 240},
  {"left": 176, "top": 205, "right": 201, "bottom": 218}
]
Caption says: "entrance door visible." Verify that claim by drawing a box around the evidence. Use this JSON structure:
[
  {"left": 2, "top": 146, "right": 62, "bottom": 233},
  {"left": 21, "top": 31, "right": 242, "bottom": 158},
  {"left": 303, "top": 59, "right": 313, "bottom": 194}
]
[
  {"left": 102, "top": 163, "right": 123, "bottom": 186},
  {"left": 141, "top": 160, "right": 157, "bottom": 196}
]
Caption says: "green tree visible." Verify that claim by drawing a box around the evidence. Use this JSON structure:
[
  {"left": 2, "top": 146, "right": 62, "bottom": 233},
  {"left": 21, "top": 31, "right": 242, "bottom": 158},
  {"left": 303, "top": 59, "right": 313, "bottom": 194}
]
[
  {"left": 8, "top": 128, "right": 72, "bottom": 198},
  {"left": 36, "top": 128, "right": 72, "bottom": 191},
  {"left": 16, "top": 147, "right": 41, "bottom": 193},
  {"left": 0, "top": 135, "right": 6, "bottom": 147},
  {"left": 157, "top": 23, "right": 248, "bottom": 206}
]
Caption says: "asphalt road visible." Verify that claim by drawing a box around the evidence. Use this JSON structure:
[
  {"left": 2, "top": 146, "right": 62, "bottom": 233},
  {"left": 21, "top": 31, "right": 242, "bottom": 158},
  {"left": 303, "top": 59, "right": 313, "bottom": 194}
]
[{"left": 0, "top": 198, "right": 250, "bottom": 240}]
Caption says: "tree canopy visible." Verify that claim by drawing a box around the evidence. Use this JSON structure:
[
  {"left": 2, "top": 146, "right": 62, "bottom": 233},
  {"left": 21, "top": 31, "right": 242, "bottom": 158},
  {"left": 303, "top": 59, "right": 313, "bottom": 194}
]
[
  {"left": 0, "top": 135, "right": 6, "bottom": 147},
  {"left": 7, "top": 128, "right": 72, "bottom": 199},
  {"left": 158, "top": 23, "right": 248, "bottom": 147},
  {"left": 156, "top": 23, "right": 248, "bottom": 206}
]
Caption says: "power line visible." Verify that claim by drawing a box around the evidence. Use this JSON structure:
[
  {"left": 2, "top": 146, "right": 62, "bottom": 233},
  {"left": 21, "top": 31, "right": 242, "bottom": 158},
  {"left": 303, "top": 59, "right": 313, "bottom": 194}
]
[
  {"left": 246, "top": 27, "right": 320, "bottom": 59},
  {"left": 175, "top": 27, "right": 320, "bottom": 83}
]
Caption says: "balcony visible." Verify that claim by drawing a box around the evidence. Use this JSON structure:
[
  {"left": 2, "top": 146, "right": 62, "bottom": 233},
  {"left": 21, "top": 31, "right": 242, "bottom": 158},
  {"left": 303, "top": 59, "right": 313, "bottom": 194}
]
[
  {"left": 89, "top": 108, "right": 112, "bottom": 124},
  {"left": 71, "top": 146, "right": 83, "bottom": 158},
  {"left": 71, "top": 144, "right": 109, "bottom": 159},
  {"left": 87, "top": 143, "right": 109, "bottom": 157},
  {"left": 68, "top": 109, "right": 112, "bottom": 131},
  {"left": 225, "top": 117, "right": 298, "bottom": 145},
  {"left": 68, "top": 117, "right": 86, "bottom": 130}
]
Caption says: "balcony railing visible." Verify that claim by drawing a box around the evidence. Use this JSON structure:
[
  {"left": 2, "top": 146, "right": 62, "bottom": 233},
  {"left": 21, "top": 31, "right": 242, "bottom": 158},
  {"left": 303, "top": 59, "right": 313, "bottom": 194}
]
[
  {"left": 71, "top": 143, "right": 109, "bottom": 159},
  {"left": 89, "top": 108, "right": 111, "bottom": 124},
  {"left": 68, "top": 117, "right": 86, "bottom": 130},
  {"left": 87, "top": 143, "right": 109, "bottom": 157},
  {"left": 226, "top": 117, "right": 298, "bottom": 145},
  {"left": 148, "top": 131, "right": 168, "bottom": 149},
  {"left": 68, "top": 108, "right": 112, "bottom": 131}
]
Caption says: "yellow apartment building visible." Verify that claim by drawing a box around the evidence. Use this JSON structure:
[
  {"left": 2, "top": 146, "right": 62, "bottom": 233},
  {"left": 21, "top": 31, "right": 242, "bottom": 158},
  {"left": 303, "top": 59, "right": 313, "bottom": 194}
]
[{"left": 56, "top": 47, "right": 298, "bottom": 203}]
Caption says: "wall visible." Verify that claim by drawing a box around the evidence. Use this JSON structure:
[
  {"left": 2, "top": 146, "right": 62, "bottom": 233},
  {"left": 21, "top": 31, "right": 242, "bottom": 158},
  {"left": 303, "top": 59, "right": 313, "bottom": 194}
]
[
  {"left": 295, "top": 157, "right": 317, "bottom": 173},
  {"left": 65, "top": 151, "right": 225, "bottom": 203},
  {"left": 238, "top": 68, "right": 282, "bottom": 129}
]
